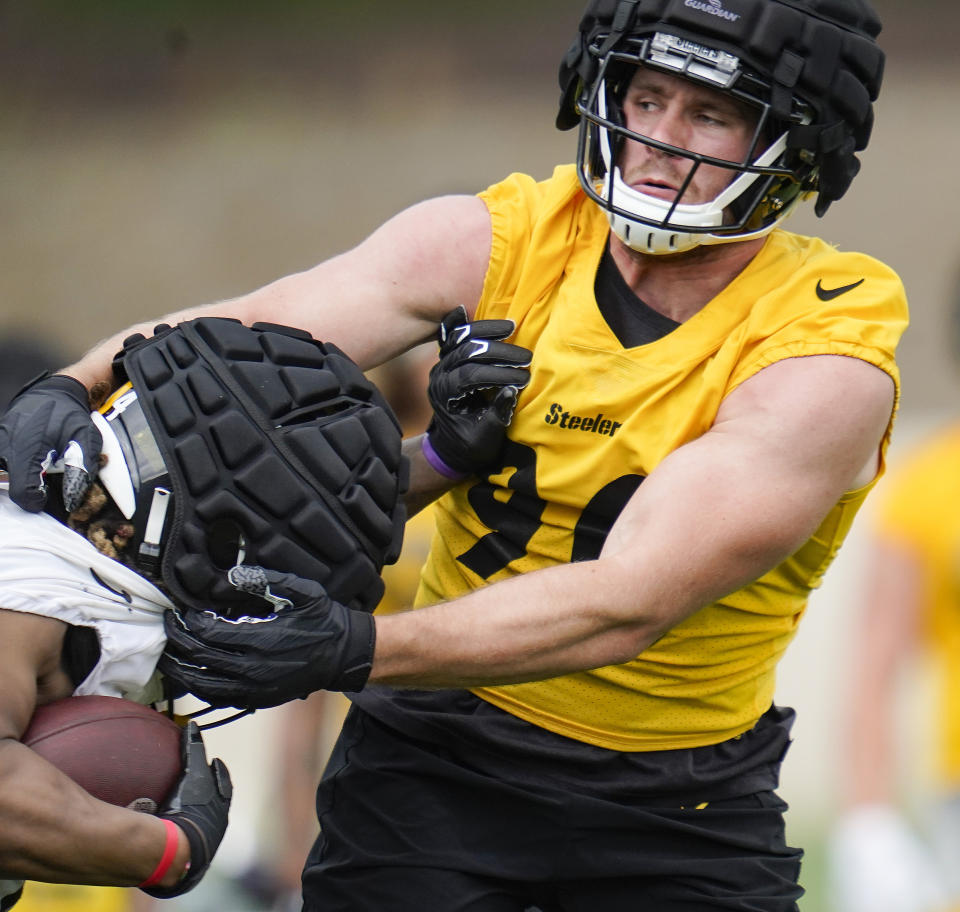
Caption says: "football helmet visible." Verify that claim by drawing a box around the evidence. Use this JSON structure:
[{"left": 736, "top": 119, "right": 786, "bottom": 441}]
[
  {"left": 557, "top": 0, "right": 885, "bottom": 254},
  {"left": 88, "top": 318, "right": 407, "bottom": 617}
]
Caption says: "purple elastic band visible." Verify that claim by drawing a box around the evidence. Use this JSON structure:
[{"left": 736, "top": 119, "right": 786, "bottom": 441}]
[{"left": 421, "top": 435, "right": 467, "bottom": 481}]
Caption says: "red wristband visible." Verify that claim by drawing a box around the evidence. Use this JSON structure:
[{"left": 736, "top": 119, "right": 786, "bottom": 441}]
[{"left": 138, "top": 819, "right": 181, "bottom": 888}]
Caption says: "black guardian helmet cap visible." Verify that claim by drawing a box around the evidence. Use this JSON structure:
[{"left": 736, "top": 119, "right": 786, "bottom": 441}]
[
  {"left": 557, "top": 0, "right": 884, "bottom": 253},
  {"left": 104, "top": 318, "right": 408, "bottom": 617}
]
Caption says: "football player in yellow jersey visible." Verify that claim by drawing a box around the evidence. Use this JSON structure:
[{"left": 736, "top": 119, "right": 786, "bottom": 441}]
[
  {"left": 830, "top": 420, "right": 960, "bottom": 912},
  {"left": 0, "top": 0, "right": 906, "bottom": 909}
]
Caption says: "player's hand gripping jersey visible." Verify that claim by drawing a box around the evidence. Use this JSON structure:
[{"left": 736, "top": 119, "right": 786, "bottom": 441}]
[{"left": 417, "top": 166, "right": 908, "bottom": 751}]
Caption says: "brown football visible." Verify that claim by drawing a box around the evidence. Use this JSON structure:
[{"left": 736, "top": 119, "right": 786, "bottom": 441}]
[{"left": 22, "top": 694, "right": 183, "bottom": 812}]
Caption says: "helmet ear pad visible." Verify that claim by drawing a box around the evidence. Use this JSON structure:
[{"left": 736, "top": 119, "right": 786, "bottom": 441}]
[{"left": 118, "top": 318, "right": 408, "bottom": 618}]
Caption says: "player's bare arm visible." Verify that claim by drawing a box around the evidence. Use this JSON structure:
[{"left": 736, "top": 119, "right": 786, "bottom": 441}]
[
  {"left": 370, "top": 353, "right": 895, "bottom": 687},
  {"left": 0, "top": 610, "right": 189, "bottom": 888},
  {"left": 65, "top": 194, "right": 493, "bottom": 391}
]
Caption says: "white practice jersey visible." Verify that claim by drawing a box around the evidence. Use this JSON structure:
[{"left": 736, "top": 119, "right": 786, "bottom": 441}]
[
  {"left": 0, "top": 484, "right": 171, "bottom": 703},
  {"left": 0, "top": 484, "right": 174, "bottom": 909}
]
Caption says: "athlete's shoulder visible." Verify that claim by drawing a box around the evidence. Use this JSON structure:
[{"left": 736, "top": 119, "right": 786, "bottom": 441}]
[
  {"left": 480, "top": 164, "right": 578, "bottom": 199},
  {"left": 477, "top": 164, "right": 604, "bottom": 320},
  {"left": 479, "top": 164, "right": 591, "bottom": 224},
  {"left": 757, "top": 230, "right": 907, "bottom": 322},
  {"left": 769, "top": 230, "right": 905, "bottom": 291}
]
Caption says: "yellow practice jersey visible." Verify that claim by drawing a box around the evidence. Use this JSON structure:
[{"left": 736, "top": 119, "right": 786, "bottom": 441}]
[
  {"left": 416, "top": 165, "right": 908, "bottom": 752},
  {"left": 873, "top": 424, "right": 960, "bottom": 786}
]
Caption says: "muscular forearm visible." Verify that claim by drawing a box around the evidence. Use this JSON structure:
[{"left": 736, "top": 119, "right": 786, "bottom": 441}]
[
  {"left": 371, "top": 400, "right": 874, "bottom": 689},
  {"left": 370, "top": 488, "right": 791, "bottom": 690},
  {"left": 0, "top": 739, "right": 188, "bottom": 889},
  {"left": 369, "top": 555, "right": 667, "bottom": 688}
]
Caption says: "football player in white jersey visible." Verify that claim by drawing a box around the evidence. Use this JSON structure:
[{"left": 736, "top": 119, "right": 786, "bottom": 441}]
[
  {"left": 0, "top": 317, "right": 409, "bottom": 910},
  {"left": 0, "top": 438, "right": 229, "bottom": 908}
]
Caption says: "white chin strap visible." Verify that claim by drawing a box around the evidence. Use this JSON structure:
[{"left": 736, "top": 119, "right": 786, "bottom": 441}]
[{"left": 605, "top": 177, "right": 726, "bottom": 255}]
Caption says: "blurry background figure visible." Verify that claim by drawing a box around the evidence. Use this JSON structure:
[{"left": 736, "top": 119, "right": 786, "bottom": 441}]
[{"left": 828, "top": 273, "right": 960, "bottom": 912}]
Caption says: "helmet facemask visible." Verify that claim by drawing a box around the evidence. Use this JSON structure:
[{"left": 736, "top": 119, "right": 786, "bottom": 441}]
[
  {"left": 46, "top": 380, "right": 261, "bottom": 596},
  {"left": 93, "top": 383, "right": 175, "bottom": 579},
  {"left": 576, "top": 32, "right": 817, "bottom": 254}
]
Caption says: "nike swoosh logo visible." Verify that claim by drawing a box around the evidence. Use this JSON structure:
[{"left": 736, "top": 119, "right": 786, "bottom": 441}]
[{"left": 816, "top": 278, "right": 865, "bottom": 301}]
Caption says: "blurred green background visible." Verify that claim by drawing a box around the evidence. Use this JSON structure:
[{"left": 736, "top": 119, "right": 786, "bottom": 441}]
[{"left": 3, "top": 2, "right": 959, "bottom": 910}]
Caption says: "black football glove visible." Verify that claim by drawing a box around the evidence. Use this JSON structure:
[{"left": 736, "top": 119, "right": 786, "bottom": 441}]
[
  {"left": 425, "top": 306, "right": 531, "bottom": 478},
  {"left": 158, "top": 566, "right": 376, "bottom": 710},
  {"left": 0, "top": 372, "right": 101, "bottom": 512},
  {"left": 142, "top": 721, "right": 232, "bottom": 898}
]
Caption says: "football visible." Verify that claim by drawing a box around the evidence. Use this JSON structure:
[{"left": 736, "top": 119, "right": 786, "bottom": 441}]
[{"left": 22, "top": 694, "right": 183, "bottom": 812}]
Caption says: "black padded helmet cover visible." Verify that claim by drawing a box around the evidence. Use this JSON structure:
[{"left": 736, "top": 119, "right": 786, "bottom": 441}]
[
  {"left": 113, "top": 318, "right": 408, "bottom": 617},
  {"left": 558, "top": 0, "right": 885, "bottom": 214}
]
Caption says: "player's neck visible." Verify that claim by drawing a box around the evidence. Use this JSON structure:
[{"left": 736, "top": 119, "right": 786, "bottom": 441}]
[{"left": 608, "top": 234, "right": 767, "bottom": 324}]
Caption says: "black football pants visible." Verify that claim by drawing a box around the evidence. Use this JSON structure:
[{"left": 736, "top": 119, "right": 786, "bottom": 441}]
[{"left": 300, "top": 706, "right": 803, "bottom": 911}]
